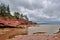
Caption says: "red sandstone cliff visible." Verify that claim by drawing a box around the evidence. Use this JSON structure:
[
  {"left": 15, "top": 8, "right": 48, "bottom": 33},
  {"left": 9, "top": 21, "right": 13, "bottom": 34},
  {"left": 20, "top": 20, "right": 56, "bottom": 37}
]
[{"left": 0, "top": 16, "right": 37, "bottom": 27}]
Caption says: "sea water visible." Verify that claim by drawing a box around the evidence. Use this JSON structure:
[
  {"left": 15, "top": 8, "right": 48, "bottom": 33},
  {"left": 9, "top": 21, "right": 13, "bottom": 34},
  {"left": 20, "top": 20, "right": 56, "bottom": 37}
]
[{"left": 28, "top": 25, "right": 60, "bottom": 35}]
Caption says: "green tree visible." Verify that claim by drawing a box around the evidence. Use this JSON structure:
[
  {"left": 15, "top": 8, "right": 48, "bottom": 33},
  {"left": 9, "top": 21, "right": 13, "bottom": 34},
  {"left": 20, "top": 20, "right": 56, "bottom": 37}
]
[
  {"left": 14, "top": 12, "right": 20, "bottom": 19},
  {"left": 6, "top": 5, "right": 10, "bottom": 14},
  {"left": 0, "top": 3, "right": 29, "bottom": 20},
  {"left": 0, "top": 3, "right": 6, "bottom": 16},
  {"left": 0, "top": 3, "right": 12, "bottom": 18},
  {"left": 0, "top": 4, "right": 1, "bottom": 15},
  {"left": 6, "top": 5, "right": 12, "bottom": 18},
  {"left": 20, "top": 14, "right": 24, "bottom": 20},
  {"left": 24, "top": 15, "right": 28, "bottom": 20}
]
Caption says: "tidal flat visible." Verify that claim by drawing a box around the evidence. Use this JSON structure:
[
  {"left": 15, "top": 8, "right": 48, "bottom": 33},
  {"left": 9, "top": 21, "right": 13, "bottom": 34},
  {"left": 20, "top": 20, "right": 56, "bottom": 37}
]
[{"left": 28, "top": 25, "right": 60, "bottom": 34}]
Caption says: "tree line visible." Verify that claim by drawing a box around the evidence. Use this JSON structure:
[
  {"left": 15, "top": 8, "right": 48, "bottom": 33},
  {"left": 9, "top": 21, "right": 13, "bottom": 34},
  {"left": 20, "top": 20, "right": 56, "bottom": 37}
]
[{"left": 0, "top": 3, "right": 28, "bottom": 20}]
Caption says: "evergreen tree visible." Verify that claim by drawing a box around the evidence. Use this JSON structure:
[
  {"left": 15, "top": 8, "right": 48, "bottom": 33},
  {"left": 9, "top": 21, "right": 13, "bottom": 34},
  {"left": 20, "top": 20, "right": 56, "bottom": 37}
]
[
  {"left": 20, "top": 14, "right": 24, "bottom": 20},
  {"left": 0, "top": 4, "right": 1, "bottom": 15},
  {"left": 0, "top": 3, "right": 6, "bottom": 16},
  {"left": 6, "top": 5, "right": 12, "bottom": 18},
  {"left": 0, "top": 3, "right": 29, "bottom": 20},
  {"left": 0, "top": 3, "right": 12, "bottom": 18},
  {"left": 24, "top": 15, "right": 28, "bottom": 20},
  {"left": 14, "top": 12, "right": 20, "bottom": 19}
]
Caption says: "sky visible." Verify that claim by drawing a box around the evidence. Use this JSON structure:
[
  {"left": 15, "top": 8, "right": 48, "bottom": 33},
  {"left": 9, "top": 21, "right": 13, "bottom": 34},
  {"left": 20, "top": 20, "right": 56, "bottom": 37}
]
[{"left": 0, "top": 0, "right": 60, "bottom": 23}]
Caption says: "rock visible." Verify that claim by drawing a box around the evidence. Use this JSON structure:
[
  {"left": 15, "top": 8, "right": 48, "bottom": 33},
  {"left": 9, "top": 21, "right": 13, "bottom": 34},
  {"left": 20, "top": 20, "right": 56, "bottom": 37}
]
[{"left": 0, "top": 16, "right": 37, "bottom": 27}]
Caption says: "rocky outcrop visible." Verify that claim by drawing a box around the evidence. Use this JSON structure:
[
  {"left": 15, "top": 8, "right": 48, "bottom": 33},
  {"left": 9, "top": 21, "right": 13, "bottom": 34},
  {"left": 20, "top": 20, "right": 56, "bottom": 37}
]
[{"left": 0, "top": 16, "right": 37, "bottom": 27}]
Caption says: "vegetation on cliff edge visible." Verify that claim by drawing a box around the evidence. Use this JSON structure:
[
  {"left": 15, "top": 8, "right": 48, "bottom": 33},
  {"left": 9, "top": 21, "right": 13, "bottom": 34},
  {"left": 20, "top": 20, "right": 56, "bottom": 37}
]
[{"left": 0, "top": 3, "right": 28, "bottom": 20}]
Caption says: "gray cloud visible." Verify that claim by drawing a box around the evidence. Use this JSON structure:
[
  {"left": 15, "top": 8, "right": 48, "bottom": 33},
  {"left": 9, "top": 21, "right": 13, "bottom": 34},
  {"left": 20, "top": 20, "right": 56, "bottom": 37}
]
[{"left": 0, "top": 0, "right": 60, "bottom": 23}]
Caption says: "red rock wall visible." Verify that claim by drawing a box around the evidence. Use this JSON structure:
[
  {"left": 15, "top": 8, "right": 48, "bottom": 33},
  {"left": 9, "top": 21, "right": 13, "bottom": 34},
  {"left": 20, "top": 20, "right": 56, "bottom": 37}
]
[{"left": 0, "top": 16, "right": 36, "bottom": 27}]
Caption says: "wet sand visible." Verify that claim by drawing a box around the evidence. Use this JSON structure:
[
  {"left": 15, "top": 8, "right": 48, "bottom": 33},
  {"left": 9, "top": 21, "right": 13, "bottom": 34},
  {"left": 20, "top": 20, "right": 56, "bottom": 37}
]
[
  {"left": 0, "top": 28, "right": 28, "bottom": 40},
  {"left": 8, "top": 33, "right": 60, "bottom": 40},
  {"left": 0, "top": 25, "right": 60, "bottom": 40}
]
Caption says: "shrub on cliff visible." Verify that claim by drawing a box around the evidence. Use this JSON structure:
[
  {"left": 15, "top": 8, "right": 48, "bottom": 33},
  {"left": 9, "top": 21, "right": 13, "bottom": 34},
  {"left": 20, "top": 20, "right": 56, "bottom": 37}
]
[{"left": 14, "top": 12, "right": 28, "bottom": 20}]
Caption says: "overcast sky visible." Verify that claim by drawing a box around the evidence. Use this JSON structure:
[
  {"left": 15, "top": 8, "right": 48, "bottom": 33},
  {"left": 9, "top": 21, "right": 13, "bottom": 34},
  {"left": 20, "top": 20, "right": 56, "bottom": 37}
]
[{"left": 0, "top": 0, "right": 60, "bottom": 23}]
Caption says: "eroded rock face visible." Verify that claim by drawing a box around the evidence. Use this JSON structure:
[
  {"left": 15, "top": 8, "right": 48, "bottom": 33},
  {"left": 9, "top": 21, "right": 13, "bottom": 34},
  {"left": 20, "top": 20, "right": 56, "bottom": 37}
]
[{"left": 0, "top": 16, "right": 37, "bottom": 27}]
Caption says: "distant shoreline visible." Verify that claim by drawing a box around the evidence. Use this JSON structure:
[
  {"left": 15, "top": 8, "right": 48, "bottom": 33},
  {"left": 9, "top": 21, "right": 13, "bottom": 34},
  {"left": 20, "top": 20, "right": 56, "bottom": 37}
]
[{"left": 37, "top": 23, "right": 60, "bottom": 25}]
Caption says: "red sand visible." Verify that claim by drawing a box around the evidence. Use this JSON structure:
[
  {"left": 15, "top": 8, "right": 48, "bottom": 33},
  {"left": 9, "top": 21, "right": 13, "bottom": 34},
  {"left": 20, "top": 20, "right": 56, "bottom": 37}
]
[{"left": 9, "top": 33, "right": 60, "bottom": 40}]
